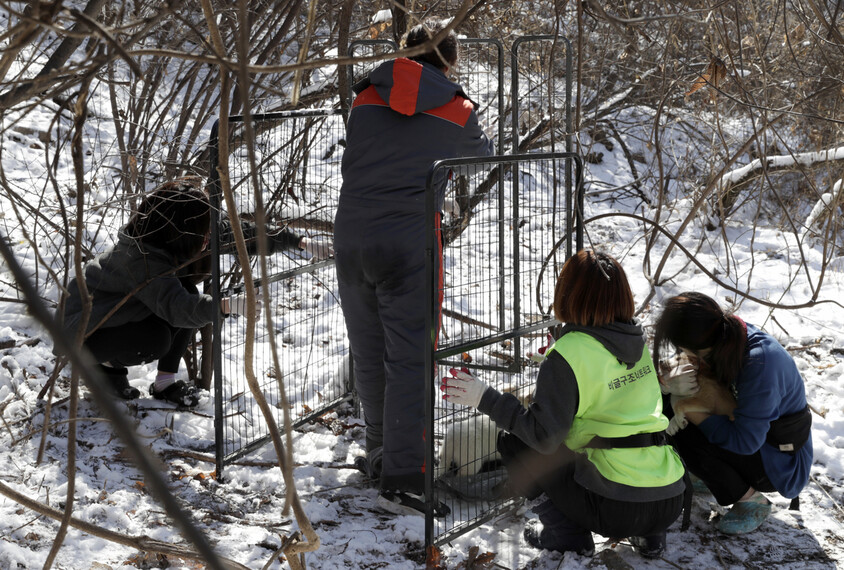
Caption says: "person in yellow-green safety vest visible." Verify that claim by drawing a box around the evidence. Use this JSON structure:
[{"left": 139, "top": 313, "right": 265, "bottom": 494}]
[{"left": 442, "top": 249, "right": 687, "bottom": 559}]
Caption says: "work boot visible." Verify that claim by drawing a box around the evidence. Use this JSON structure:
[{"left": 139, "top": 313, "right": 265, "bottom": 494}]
[
  {"left": 99, "top": 364, "right": 140, "bottom": 400},
  {"left": 376, "top": 490, "right": 450, "bottom": 518},
  {"left": 149, "top": 380, "right": 200, "bottom": 407},
  {"left": 523, "top": 499, "right": 595, "bottom": 556},
  {"left": 629, "top": 531, "right": 666, "bottom": 559}
]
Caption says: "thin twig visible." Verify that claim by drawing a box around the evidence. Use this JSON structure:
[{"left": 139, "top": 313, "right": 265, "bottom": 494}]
[{"left": 0, "top": 479, "right": 250, "bottom": 570}]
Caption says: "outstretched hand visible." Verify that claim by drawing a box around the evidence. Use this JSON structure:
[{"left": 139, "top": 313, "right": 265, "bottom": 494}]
[
  {"left": 528, "top": 332, "right": 555, "bottom": 362},
  {"left": 225, "top": 290, "right": 263, "bottom": 319},
  {"left": 441, "top": 367, "right": 488, "bottom": 408}
]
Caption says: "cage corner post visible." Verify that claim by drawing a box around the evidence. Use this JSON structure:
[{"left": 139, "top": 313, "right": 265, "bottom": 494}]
[
  {"left": 208, "top": 117, "right": 226, "bottom": 481},
  {"left": 423, "top": 159, "right": 445, "bottom": 549}
]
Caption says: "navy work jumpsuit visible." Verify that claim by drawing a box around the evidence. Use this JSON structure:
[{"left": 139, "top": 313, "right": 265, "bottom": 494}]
[{"left": 335, "top": 57, "right": 494, "bottom": 493}]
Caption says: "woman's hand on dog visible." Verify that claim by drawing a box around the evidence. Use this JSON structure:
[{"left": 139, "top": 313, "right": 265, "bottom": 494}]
[{"left": 660, "top": 363, "right": 700, "bottom": 396}]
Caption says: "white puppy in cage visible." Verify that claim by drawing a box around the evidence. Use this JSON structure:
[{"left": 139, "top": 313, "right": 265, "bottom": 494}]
[
  {"left": 436, "top": 413, "right": 501, "bottom": 478},
  {"left": 436, "top": 384, "right": 533, "bottom": 479}
]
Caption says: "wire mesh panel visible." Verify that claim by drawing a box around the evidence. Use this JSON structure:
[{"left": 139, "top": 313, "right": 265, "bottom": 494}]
[
  {"left": 347, "top": 39, "right": 397, "bottom": 103},
  {"left": 511, "top": 36, "right": 573, "bottom": 155},
  {"left": 425, "top": 153, "right": 583, "bottom": 548},
  {"left": 511, "top": 36, "right": 576, "bottom": 309},
  {"left": 208, "top": 110, "right": 350, "bottom": 473},
  {"left": 456, "top": 39, "right": 505, "bottom": 154}
]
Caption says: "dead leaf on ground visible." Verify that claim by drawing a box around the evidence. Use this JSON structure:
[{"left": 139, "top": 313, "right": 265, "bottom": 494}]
[
  {"left": 125, "top": 551, "right": 169, "bottom": 569},
  {"left": 426, "top": 545, "right": 444, "bottom": 569},
  {"left": 456, "top": 544, "right": 497, "bottom": 568}
]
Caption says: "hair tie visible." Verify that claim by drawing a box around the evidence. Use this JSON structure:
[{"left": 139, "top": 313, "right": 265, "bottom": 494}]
[{"left": 729, "top": 314, "right": 747, "bottom": 332}]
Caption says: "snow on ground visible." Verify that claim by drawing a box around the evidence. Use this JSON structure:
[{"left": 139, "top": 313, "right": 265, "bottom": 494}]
[
  {"left": 2, "top": 172, "right": 843, "bottom": 568},
  {"left": 1, "top": 42, "right": 843, "bottom": 570}
]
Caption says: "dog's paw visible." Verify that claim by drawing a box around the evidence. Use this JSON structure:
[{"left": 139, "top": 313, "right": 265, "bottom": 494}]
[{"left": 667, "top": 414, "right": 688, "bottom": 436}]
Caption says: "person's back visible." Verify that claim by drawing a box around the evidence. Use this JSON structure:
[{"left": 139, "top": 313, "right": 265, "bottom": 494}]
[
  {"left": 340, "top": 56, "right": 493, "bottom": 214},
  {"left": 334, "top": 19, "right": 494, "bottom": 509}
]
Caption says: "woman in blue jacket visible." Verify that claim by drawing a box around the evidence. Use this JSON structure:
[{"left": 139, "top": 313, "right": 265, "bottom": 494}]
[{"left": 654, "top": 292, "right": 813, "bottom": 535}]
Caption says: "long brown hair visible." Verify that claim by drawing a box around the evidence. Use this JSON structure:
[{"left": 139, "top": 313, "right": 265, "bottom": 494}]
[
  {"left": 653, "top": 292, "right": 747, "bottom": 385},
  {"left": 125, "top": 179, "right": 210, "bottom": 263},
  {"left": 553, "top": 249, "right": 635, "bottom": 327}
]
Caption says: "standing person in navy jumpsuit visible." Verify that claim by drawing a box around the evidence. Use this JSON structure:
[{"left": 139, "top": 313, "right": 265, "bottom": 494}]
[{"left": 335, "top": 19, "right": 495, "bottom": 513}]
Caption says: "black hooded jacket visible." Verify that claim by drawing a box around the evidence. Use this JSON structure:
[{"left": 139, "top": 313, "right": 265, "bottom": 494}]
[
  {"left": 479, "top": 320, "right": 685, "bottom": 502},
  {"left": 338, "top": 57, "right": 494, "bottom": 216}
]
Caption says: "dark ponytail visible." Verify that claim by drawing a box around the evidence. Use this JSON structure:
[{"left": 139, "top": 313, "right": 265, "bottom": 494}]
[
  {"left": 653, "top": 292, "right": 747, "bottom": 385},
  {"left": 708, "top": 315, "right": 747, "bottom": 385}
]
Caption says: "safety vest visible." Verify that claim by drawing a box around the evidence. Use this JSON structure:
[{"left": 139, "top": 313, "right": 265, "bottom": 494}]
[{"left": 551, "top": 331, "right": 685, "bottom": 488}]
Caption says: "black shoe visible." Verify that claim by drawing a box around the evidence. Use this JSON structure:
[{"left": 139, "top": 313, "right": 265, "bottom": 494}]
[
  {"left": 376, "top": 490, "right": 450, "bottom": 518},
  {"left": 354, "top": 455, "right": 370, "bottom": 475},
  {"left": 149, "top": 380, "right": 200, "bottom": 407},
  {"left": 523, "top": 519, "right": 595, "bottom": 556},
  {"left": 629, "top": 532, "right": 666, "bottom": 559},
  {"left": 354, "top": 448, "right": 383, "bottom": 482},
  {"left": 99, "top": 365, "right": 140, "bottom": 399}
]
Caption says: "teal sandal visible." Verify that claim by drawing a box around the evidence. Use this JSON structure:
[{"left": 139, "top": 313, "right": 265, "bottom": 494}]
[{"left": 718, "top": 494, "right": 772, "bottom": 535}]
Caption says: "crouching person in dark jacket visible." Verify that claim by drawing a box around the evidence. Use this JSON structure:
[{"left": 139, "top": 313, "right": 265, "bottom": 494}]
[
  {"left": 443, "top": 250, "right": 686, "bottom": 558},
  {"left": 335, "top": 19, "right": 495, "bottom": 514},
  {"left": 58, "top": 177, "right": 333, "bottom": 408},
  {"left": 57, "top": 180, "right": 260, "bottom": 407}
]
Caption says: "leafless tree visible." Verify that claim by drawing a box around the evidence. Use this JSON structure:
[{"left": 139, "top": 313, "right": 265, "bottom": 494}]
[
  {"left": 1, "top": 0, "right": 841, "bottom": 567},
  {"left": 0, "top": 0, "right": 483, "bottom": 567}
]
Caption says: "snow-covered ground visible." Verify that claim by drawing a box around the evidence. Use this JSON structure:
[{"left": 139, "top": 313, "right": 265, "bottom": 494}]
[{"left": 1, "top": 34, "right": 843, "bottom": 570}]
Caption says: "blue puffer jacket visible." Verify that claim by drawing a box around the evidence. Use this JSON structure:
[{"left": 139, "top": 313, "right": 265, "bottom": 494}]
[
  {"left": 338, "top": 57, "right": 494, "bottom": 215},
  {"left": 698, "top": 324, "right": 813, "bottom": 499}
]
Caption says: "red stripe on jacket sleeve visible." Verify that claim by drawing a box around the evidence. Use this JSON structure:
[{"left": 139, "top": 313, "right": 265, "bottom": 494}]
[
  {"left": 389, "top": 60, "right": 424, "bottom": 116},
  {"left": 424, "top": 96, "right": 474, "bottom": 127},
  {"left": 352, "top": 85, "right": 388, "bottom": 109}
]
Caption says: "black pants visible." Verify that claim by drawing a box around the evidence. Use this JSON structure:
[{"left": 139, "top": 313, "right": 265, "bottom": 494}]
[
  {"left": 498, "top": 432, "right": 683, "bottom": 539},
  {"left": 334, "top": 208, "right": 442, "bottom": 493},
  {"left": 663, "top": 395, "right": 775, "bottom": 505},
  {"left": 84, "top": 280, "right": 197, "bottom": 373}
]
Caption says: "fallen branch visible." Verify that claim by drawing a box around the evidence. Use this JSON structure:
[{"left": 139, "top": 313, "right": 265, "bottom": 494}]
[
  {"left": 716, "top": 145, "right": 844, "bottom": 191},
  {"left": 442, "top": 308, "right": 497, "bottom": 331}
]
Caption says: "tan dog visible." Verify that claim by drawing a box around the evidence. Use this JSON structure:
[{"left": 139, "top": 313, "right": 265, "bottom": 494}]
[{"left": 663, "top": 355, "right": 737, "bottom": 435}]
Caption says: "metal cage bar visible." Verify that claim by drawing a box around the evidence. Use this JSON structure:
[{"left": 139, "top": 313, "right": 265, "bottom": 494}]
[
  {"left": 209, "top": 109, "right": 351, "bottom": 478},
  {"left": 425, "top": 152, "right": 583, "bottom": 548}
]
